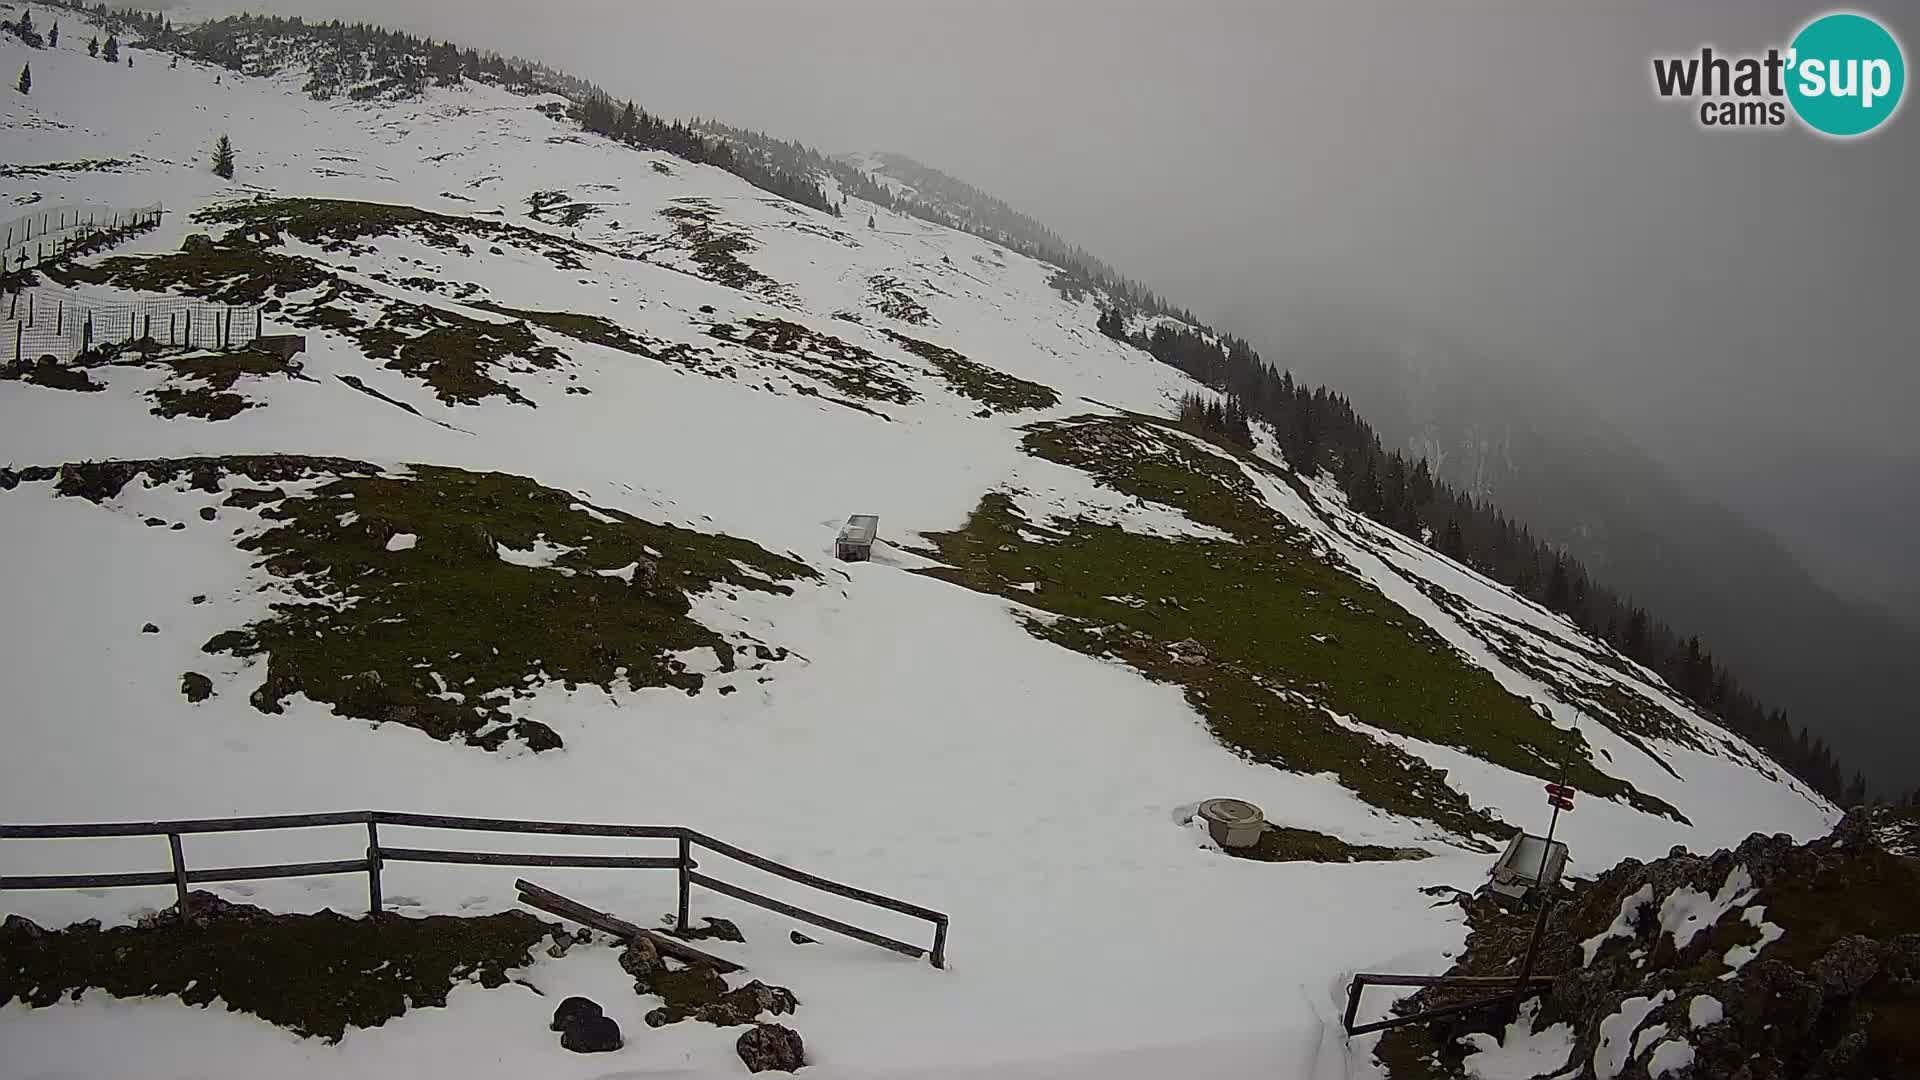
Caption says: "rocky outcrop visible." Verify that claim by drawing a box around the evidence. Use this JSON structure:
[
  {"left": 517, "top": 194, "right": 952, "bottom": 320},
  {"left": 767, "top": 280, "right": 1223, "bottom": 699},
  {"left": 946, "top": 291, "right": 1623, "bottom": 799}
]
[
  {"left": 1378, "top": 807, "right": 1920, "bottom": 1079},
  {"left": 736, "top": 1022, "right": 805, "bottom": 1073}
]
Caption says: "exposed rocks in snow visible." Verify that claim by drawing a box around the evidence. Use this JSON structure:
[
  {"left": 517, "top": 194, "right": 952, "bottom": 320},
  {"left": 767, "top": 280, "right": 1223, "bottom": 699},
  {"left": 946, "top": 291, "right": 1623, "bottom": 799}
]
[
  {"left": 180, "top": 671, "right": 213, "bottom": 702},
  {"left": 1377, "top": 809, "right": 1920, "bottom": 1079},
  {"left": 736, "top": 1022, "right": 806, "bottom": 1073},
  {"left": 558, "top": 1012, "right": 623, "bottom": 1053},
  {"left": 676, "top": 916, "right": 745, "bottom": 943},
  {"left": 549, "top": 995, "right": 603, "bottom": 1031}
]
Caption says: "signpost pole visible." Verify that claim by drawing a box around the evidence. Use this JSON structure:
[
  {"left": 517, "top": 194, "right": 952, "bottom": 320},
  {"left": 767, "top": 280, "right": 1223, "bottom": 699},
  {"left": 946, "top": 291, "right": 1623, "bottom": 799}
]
[{"left": 1511, "top": 767, "right": 1574, "bottom": 1018}]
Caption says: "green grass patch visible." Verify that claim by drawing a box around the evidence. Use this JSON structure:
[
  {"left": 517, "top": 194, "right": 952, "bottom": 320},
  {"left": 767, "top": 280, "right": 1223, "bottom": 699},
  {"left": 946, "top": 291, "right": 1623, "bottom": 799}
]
[
  {"left": 882, "top": 329, "right": 1059, "bottom": 413},
  {"left": 922, "top": 415, "right": 1680, "bottom": 837},
  {"left": 148, "top": 347, "right": 302, "bottom": 421},
  {"left": 659, "top": 200, "right": 778, "bottom": 292},
  {"left": 0, "top": 895, "right": 557, "bottom": 1042},
  {"left": 41, "top": 456, "right": 816, "bottom": 752},
  {"left": 356, "top": 303, "right": 564, "bottom": 406},
  {"left": 1223, "top": 825, "right": 1429, "bottom": 864}
]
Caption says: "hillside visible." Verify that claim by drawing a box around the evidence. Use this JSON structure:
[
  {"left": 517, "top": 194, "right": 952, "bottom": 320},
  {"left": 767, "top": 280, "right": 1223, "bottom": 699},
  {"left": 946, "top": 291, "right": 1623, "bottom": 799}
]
[{"left": 0, "top": 8, "right": 1837, "bottom": 1078}]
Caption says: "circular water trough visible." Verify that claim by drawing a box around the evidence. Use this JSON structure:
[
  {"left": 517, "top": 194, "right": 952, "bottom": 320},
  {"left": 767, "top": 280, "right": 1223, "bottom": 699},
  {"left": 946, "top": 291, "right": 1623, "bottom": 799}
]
[{"left": 1198, "top": 798, "right": 1266, "bottom": 849}]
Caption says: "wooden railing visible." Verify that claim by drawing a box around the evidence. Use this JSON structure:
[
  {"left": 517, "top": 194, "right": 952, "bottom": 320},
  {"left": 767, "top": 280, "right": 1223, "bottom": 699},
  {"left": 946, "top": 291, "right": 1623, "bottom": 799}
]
[{"left": 0, "top": 811, "right": 948, "bottom": 968}]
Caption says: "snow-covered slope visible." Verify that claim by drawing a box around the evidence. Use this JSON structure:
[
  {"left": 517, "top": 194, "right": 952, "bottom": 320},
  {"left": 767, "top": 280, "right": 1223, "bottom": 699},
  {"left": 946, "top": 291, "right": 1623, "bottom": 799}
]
[{"left": 0, "top": 12, "right": 1835, "bottom": 1079}]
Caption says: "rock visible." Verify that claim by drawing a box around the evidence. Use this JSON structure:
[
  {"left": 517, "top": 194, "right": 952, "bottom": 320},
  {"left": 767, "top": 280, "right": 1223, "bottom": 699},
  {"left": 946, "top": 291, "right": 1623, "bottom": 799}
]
[
  {"left": 181, "top": 234, "right": 216, "bottom": 254},
  {"left": 682, "top": 916, "right": 744, "bottom": 943},
  {"left": 549, "top": 995, "right": 602, "bottom": 1031},
  {"left": 736, "top": 1023, "right": 805, "bottom": 1073},
  {"left": 142, "top": 623, "right": 160, "bottom": 634},
  {"left": 199, "top": 507, "right": 217, "bottom": 521},
  {"left": 559, "top": 1013, "right": 623, "bottom": 1053},
  {"left": 618, "top": 936, "right": 664, "bottom": 980},
  {"left": 181, "top": 672, "right": 214, "bottom": 702},
  {"left": 192, "top": 595, "right": 208, "bottom": 605},
  {"left": 790, "top": 931, "right": 816, "bottom": 945}
]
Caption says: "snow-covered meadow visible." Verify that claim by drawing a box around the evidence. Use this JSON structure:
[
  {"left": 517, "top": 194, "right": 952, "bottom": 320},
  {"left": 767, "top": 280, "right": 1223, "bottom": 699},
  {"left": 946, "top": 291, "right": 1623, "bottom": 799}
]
[{"left": 0, "top": 11, "right": 1837, "bottom": 1078}]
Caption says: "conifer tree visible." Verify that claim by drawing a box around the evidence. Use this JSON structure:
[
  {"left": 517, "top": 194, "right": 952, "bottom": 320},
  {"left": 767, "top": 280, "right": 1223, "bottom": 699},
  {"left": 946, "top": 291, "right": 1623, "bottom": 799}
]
[
  {"left": 868, "top": 214, "right": 876, "bottom": 228},
  {"left": 13, "top": 8, "right": 33, "bottom": 43},
  {"left": 88, "top": 34, "right": 99, "bottom": 57},
  {"left": 48, "top": 21, "right": 58, "bottom": 48},
  {"left": 102, "top": 34, "right": 119, "bottom": 63},
  {"left": 212, "top": 134, "right": 235, "bottom": 179},
  {"left": 15, "top": 63, "right": 28, "bottom": 95}
]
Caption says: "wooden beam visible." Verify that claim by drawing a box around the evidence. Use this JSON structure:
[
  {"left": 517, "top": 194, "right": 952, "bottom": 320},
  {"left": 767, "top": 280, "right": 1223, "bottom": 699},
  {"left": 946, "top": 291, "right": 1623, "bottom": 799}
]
[
  {"left": 378, "top": 812, "right": 682, "bottom": 839},
  {"left": 683, "top": 830, "right": 946, "bottom": 922},
  {"left": 385, "top": 847, "right": 681, "bottom": 870},
  {"left": 514, "top": 879, "right": 742, "bottom": 974}
]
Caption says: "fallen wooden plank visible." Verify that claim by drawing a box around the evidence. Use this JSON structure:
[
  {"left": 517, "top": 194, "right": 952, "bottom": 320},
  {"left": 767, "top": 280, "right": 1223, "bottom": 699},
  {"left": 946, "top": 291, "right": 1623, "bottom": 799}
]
[{"left": 515, "top": 878, "right": 742, "bottom": 974}]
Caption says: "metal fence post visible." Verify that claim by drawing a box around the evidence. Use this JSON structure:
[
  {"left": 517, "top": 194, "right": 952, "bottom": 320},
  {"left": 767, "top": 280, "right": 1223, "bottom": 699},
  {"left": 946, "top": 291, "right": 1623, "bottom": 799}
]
[
  {"left": 677, "top": 835, "right": 692, "bottom": 931},
  {"left": 366, "top": 820, "right": 383, "bottom": 915},
  {"left": 168, "top": 833, "right": 190, "bottom": 923}
]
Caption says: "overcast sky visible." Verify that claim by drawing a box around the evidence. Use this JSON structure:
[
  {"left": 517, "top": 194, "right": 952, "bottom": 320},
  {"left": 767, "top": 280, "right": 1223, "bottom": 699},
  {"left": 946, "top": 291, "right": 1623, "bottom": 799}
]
[{"left": 189, "top": 0, "right": 1919, "bottom": 602}]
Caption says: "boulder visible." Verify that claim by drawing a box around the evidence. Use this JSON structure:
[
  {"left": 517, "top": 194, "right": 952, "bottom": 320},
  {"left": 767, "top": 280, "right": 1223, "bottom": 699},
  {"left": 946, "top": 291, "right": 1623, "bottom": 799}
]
[
  {"left": 549, "top": 995, "right": 602, "bottom": 1032},
  {"left": 618, "top": 935, "right": 664, "bottom": 980},
  {"left": 181, "top": 234, "right": 216, "bottom": 254},
  {"left": 559, "top": 1013, "right": 623, "bottom": 1053},
  {"left": 736, "top": 1023, "right": 805, "bottom": 1073}
]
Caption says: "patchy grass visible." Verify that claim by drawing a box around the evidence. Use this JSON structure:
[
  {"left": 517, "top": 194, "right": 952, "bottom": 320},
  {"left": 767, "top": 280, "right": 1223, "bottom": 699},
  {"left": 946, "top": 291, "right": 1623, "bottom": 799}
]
[
  {"left": 922, "top": 415, "right": 1679, "bottom": 838},
  {"left": 882, "top": 329, "right": 1059, "bottom": 413},
  {"left": 866, "top": 274, "right": 932, "bottom": 324},
  {"left": 657, "top": 200, "right": 779, "bottom": 292},
  {"left": 0, "top": 894, "right": 558, "bottom": 1042},
  {"left": 1222, "top": 825, "right": 1429, "bottom": 864},
  {"left": 148, "top": 348, "right": 302, "bottom": 421},
  {"left": 475, "top": 302, "right": 713, "bottom": 374},
  {"left": 710, "top": 318, "right": 917, "bottom": 407},
  {"left": 46, "top": 237, "right": 342, "bottom": 306},
  {"left": 198, "top": 197, "right": 602, "bottom": 271},
  {"left": 356, "top": 304, "right": 564, "bottom": 407},
  {"left": 36, "top": 457, "right": 814, "bottom": 752},
  {"left": 528, "top": 191, "right": 600, "bottom": 227}
]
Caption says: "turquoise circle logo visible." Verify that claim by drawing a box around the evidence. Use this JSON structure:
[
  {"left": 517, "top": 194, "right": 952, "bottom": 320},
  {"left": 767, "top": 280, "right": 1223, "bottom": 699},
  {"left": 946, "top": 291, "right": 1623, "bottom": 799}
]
[{"left": 1787, "top": 12, "right": 1905, "bottom": 136}]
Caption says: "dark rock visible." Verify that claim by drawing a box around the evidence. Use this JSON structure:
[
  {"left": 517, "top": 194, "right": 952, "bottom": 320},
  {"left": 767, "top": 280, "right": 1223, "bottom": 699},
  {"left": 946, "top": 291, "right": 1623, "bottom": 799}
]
[
  {"left": 181, "top": 672, "right": 214, "bottom": 702},
  {"left": 681, "top": 916, "right": 744, "bottom": 943},
  {"left": 736, "top": 1023, "right": 805, "bottom": 1073},
  {"left": 549, "top": 995, "right": 602, "bottom": 1031},
  {"left": 200, "top": 507, "right": 218, "bottom": 521},
  {"left": 181, "top": 234, "right": 216, "bottom": 254},
  {"left": 192, "top": 595, "right": 208, "bottom": 605},
  {"left": 142, "top": 623, "right": 160, "bottom": 634},
  {"left": 559, "top": 1013, "right": 623, "bottom": 1053},
  {"left": 790, "top": 931, "right": 816, "bottom": 945},
  {"left": 144, "top": 517, "right": 166, "bottom": 527},
  {"left": 169, "top": 522, "right": 186, "bottom": 531}
]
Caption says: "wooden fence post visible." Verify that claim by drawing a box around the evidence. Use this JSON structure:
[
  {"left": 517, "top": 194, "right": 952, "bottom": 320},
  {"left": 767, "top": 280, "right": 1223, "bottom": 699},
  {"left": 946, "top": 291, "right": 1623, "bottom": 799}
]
[
  {"left": 169, "top": 312, "right": 176, "bottom": 346},
  {"left": 56, "top": 302, "right": 62, "bottom": 335},
  {"left": 184, "top": 309, "right": 191, "bottom": 347},
  {"left": 677, "top": 835, "right": 692, "bottom": 931},
  {"left": 931, "top": 916, "right": 949, "bottom": 969},
  {"left": 13, "top": 322, "right": 21, "bottom": 366},
  {"left": 366, "top": 820, "right": 383, "bottom": 915},
  {"left": 256, "top": 309, "right": 263, "bottom": 340},
  {"left": 168, "top": 833, "right": 190, "bottom": 923}
]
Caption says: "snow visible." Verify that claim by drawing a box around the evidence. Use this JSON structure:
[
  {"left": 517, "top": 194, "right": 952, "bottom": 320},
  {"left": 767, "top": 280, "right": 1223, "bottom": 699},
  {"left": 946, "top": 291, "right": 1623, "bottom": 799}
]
[
  {"left": 384, "top": 532, "right": 417, "bottom": 551},
  {"left": 0, "top": 13, "right": 1838, "bottom": 1079},
  {"left": 1657, "top": 865, "right": 1754, "bottom": 951},
  {"left": 1593, "top": 991, "right": 1671, "bottom": 1080},
  {"left": 1720, "top": 906, "right": 1786, "bottom": 977},
  {"left": 1646, "top": 1038, "right": 1696, "bottom": 1078},
  {"left": 1582, "top": 883, "right": 1653, "bottom": 964},
  {"left": 1457, "top": 998, "right": 1576, "bottom": 1080},
  {"left": 1631, "top": 1022, "right": 1669, "bottom": 1058},
  {"left": 1687, "top": 994, "right": 1723, "bottom": 1029}
]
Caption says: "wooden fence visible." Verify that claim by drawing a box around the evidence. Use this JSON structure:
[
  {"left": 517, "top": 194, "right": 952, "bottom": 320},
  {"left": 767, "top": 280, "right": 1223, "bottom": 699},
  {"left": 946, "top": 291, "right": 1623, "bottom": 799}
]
[{"left": 0, "top": 810, "right": 949, "bottom": 968}]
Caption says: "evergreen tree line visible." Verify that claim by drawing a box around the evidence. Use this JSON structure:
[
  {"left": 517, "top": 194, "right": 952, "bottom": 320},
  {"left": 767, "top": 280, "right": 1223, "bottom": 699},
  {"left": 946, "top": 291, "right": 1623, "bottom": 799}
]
[
  {"left": 1113, "top": 313, "right": 1873, "bottom": 805},
  {"left": 574, "top": 99, "right": 837, "bottom": 215}
]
